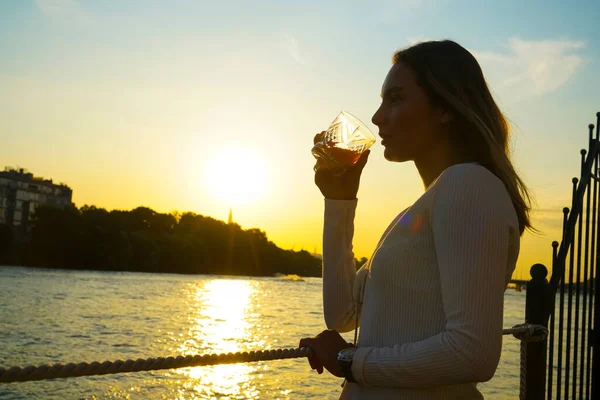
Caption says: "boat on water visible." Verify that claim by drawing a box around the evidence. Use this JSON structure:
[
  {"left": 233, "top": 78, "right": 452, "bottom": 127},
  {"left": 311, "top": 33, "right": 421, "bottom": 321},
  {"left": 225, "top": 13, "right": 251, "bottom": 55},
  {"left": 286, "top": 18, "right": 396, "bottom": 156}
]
[{"left": 273, "top": 273, "right": 305, "bottom": 282}]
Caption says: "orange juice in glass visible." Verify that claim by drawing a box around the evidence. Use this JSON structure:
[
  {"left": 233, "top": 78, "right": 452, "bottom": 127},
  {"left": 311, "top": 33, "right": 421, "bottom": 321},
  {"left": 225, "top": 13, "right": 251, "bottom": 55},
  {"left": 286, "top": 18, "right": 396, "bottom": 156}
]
[{"left": 312, "top": 111, "right": 376, "bottom": 176}]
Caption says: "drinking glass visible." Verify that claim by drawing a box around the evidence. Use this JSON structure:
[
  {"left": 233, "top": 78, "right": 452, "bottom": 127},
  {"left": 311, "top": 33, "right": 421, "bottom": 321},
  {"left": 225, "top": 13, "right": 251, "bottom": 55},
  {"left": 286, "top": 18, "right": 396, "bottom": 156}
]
[{"left": 311, "top": 111, "right": 376, "bottom": 176}]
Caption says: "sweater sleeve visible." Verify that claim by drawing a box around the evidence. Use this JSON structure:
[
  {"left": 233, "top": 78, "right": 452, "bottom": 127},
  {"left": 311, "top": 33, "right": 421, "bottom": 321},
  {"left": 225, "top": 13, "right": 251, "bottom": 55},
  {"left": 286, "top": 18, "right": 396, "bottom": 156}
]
[
  {"left": 351, "top": 167, "right": 516, "bottom": 388},
  {"left": 322, "top": 198, "right": 363, "bottom": 333}
]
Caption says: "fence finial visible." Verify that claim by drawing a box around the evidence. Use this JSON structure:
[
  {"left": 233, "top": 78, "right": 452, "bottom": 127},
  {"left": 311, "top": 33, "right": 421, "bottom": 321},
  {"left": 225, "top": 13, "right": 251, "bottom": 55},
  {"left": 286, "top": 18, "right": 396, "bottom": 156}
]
[{"left": 530, "top": 263, "right": 548, "bottom": 281}]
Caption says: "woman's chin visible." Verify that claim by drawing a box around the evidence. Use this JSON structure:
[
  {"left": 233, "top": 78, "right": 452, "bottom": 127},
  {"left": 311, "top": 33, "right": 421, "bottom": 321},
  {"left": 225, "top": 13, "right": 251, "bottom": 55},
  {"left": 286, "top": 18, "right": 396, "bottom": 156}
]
[{"left": 383, "top": 147, "right": 409, "bottom": 162}]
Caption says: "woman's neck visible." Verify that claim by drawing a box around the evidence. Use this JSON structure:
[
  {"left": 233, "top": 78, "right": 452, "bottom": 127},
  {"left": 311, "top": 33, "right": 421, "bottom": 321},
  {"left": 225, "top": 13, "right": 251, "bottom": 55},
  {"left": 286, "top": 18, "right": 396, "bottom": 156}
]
[{"left": 414, "top": 146, "right": 475, "bottom": 190}]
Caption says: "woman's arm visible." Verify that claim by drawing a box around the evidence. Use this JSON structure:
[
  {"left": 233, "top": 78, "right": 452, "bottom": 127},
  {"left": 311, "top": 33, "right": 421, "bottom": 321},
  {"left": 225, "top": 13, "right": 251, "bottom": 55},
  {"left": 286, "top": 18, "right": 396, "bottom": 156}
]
[
  {"left": 314, "top": 147, "right": 371, "bottom": 332},
  {"left": 349, "top": 167, "right": 518, "bottom": 388},
  {"left": 322, "top": 198, "right": 363, "bottom": 332}
]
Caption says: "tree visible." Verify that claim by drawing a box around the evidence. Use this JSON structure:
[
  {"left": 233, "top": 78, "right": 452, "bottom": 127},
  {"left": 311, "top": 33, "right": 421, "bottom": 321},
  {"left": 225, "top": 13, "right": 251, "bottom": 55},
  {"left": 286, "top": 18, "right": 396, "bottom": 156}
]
[{"left": 4, "top": 203, "right": 325, "bottom": 277}]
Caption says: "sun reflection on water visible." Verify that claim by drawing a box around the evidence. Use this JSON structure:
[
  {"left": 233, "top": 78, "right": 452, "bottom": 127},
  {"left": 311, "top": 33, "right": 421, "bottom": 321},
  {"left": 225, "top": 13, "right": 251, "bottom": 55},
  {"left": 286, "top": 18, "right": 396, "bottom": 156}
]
[{"left": 177, "top": 279, "right": 259, "bottom": 398}]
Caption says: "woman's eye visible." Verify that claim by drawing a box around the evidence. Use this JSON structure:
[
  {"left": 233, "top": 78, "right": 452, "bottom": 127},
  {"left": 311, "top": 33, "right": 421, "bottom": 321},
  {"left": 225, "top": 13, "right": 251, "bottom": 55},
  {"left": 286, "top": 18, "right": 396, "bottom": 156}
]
[{"left": 382, "top": 94, "right": 401, "bottom": 104}]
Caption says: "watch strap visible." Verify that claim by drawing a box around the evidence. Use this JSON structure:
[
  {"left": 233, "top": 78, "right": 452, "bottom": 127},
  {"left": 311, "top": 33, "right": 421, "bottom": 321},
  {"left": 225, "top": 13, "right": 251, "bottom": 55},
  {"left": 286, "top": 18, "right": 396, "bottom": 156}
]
[{"left": 338, "top": 347, "right": 358, "bottom": 383}]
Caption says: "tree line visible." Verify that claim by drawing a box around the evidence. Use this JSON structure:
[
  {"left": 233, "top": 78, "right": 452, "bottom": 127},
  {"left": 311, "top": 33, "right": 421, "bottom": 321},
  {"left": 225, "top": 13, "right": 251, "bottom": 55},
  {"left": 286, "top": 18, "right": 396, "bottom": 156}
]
[{"left": 0, "top": 205, "right": 368, "bottom": 277}]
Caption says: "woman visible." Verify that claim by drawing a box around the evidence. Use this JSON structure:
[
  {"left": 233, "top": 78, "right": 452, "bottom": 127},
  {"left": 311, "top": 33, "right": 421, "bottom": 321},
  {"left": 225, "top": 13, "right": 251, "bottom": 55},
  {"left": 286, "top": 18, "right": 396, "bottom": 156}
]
[{"left": 300, "top": 40, "right": 533, "bottom": 399}]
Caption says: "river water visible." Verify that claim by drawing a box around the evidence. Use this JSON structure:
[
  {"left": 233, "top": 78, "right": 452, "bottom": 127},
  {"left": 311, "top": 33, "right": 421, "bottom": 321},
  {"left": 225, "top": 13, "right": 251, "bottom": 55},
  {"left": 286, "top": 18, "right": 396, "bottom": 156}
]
[{"left": 0, "top": 266, "right": 540, "bottom": 399}]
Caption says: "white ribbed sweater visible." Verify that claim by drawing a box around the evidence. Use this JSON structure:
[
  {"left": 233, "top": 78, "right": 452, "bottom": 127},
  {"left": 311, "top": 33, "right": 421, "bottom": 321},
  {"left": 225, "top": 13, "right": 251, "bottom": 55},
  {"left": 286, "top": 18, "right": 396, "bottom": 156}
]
[{"left": 322, "top": 163, "right": 520, "bottom": 399}]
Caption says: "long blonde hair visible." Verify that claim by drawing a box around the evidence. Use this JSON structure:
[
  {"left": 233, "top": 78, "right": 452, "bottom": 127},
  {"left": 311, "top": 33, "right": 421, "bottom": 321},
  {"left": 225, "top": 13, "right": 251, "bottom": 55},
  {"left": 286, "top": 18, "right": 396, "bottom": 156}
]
[{"left": 393, "top": 40, "right": 534, "bottom": 235}]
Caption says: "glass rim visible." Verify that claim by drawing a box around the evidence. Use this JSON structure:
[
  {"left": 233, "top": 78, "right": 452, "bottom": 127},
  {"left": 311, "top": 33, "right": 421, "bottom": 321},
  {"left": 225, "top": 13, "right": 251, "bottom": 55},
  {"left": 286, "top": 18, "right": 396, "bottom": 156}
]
[{"left": 336, "top": 111, "right": 376, "bottom": 140}]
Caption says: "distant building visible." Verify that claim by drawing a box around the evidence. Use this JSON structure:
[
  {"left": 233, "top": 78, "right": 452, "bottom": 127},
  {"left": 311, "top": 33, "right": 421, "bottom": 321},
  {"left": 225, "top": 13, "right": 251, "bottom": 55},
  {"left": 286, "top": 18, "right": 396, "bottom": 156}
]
[{"left": 0, "top": 167, "right": 73, "bottom": 233}]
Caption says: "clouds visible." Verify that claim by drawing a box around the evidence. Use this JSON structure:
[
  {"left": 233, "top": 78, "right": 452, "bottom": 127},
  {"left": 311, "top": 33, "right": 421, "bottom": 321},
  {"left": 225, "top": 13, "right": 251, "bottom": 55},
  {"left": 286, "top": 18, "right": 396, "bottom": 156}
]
[
  {"left": 532, "top": 209, "right": 566, "bottom": 231},
  {"left": 282, "top": 35, "right": 305, "bottom": 65},
  {"left": 403, "top": 37, "right": 585, "bottom": 103},
  {"left": 473, "top": 38, "right": 585, "bottom": 101}
]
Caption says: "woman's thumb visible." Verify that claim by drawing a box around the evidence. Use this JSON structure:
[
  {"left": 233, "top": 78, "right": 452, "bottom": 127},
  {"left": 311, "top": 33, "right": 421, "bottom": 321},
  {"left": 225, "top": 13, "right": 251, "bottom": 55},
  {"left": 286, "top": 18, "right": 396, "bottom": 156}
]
[{"left": 356, "top": 150, "right": 370, "bottom": 169}]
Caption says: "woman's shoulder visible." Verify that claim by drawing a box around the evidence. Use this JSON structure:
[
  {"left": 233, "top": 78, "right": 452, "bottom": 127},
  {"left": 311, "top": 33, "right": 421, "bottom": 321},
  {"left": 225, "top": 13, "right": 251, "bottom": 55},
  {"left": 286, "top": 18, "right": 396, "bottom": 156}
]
[
  {"left": 413, "top": 162, "right": 513, "bottom": 219},
  {"left": 427, "top": 162, "right": 520, "bottom": 240},
  {"left": 432, "top": 162, "right": 504, "bottom": 192},
  {"left": 428, "top": 162, "right": 518, "bottom": 222},
  {"left": 427, "top": 162, "right": 515, "bottom": 215}
]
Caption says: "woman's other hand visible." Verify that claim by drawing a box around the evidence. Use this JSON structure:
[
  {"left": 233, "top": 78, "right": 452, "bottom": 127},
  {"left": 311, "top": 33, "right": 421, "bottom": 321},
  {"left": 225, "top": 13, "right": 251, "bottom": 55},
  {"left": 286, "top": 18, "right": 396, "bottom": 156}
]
[{"left": 299, "top": 329, "right": 354, "bottom": 377}]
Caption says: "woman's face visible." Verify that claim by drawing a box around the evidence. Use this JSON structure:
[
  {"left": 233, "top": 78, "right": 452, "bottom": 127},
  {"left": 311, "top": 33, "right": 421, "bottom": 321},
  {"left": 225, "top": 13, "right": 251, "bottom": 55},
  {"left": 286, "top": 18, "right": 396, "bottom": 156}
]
[{"left": 371, "top": 62, "right": 447, "bottom": 163}]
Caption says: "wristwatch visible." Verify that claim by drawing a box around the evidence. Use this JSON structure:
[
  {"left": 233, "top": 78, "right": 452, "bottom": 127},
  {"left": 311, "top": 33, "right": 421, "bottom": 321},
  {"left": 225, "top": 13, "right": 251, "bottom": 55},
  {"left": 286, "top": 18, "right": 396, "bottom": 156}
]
[{"left": 337, "top": 347, "right": 358, "bottom": 383}]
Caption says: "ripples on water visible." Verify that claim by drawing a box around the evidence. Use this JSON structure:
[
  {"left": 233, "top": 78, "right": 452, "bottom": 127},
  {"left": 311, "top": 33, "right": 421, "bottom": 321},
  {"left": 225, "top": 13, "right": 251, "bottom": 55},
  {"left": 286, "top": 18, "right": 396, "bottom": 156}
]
[{"left": 0, "top": 266, "right": 532, "bottom": 399}]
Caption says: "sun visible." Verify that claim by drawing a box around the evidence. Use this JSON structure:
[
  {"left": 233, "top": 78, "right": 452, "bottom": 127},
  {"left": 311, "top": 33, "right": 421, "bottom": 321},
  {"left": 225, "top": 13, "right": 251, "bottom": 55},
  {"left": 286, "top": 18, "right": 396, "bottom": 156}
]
[{"left": 204, "top": 145, "right": 268, "bottom": 207}]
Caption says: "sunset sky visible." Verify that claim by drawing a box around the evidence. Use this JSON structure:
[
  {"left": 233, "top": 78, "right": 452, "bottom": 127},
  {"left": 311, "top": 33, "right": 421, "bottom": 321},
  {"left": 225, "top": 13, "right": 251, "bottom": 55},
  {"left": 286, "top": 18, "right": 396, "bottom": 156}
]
[{"left": 1, "top": 0, "right": 599, "bottom": 280}]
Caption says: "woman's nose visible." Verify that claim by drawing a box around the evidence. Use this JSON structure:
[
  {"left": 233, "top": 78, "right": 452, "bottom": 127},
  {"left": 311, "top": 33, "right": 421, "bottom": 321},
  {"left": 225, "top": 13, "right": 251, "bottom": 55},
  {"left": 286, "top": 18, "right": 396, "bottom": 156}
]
[{"left": 372, "top": 106, "right": 383, "bottom": 127}]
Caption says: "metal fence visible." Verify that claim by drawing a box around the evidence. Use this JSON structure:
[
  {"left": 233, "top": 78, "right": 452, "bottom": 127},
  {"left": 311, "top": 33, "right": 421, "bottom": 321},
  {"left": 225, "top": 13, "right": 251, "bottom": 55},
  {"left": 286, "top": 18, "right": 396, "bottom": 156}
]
[{"left": 523, "top": 112, "right": 600, "bottom": 400}]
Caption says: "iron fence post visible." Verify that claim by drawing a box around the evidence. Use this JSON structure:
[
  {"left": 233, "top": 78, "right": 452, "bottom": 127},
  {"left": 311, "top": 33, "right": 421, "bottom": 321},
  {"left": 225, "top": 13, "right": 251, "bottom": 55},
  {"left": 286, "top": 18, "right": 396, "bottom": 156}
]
[{"left": 525, "top": 263, "right": 550, "bottom": 400}]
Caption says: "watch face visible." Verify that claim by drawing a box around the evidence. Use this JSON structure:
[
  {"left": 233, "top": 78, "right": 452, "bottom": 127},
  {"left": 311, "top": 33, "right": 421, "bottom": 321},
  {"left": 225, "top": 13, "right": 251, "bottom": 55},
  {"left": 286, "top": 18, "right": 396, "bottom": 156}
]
[
  {"left": 337, "top": 348, "right": 358, "bottom": 383},
  {"left": 338, "top": 348, "right": 355, "bottom": 360}
]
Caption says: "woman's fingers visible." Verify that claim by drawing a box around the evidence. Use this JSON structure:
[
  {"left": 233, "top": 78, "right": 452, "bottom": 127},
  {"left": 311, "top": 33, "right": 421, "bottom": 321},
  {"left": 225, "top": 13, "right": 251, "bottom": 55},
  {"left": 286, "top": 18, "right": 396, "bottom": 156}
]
[
  {"left": 310, "top": 355, "right": 324, "bottom": 374},
  {"left": 345, "top": 149, "right": 370, "bottom": 176},
  {"left": 356, "top": 149, "right": 370, "bottom": 168},
  {"left": 314, "top": 157, "right": 335, "bottom": 174},
  {"left": 299, "top": 338, "right": 324, "bottom": 374},
  {"left": 313, "top": 131, "right": 326, "bottom": 145}
]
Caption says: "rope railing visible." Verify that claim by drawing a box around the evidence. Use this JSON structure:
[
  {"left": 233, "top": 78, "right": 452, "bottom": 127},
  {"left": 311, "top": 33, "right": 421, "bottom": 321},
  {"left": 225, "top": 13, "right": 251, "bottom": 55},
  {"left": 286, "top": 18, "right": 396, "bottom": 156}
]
[
  {"left": 0, "top": 347, "right": 314, "bottom": 383},
  {"left": 0, "top": 323, "right": 548, "bottom": 384}
]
